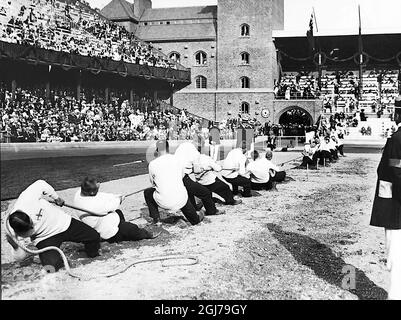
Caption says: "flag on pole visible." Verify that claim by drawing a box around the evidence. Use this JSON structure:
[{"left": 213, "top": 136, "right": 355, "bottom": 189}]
[
  {"left": 306, "top": 11, "right": 315, "bottom": 53},
  {"left": 358, "top": 5, "right": 363, "bottom": 56}
]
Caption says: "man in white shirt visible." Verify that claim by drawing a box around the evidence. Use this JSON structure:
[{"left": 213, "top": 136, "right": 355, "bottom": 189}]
[
  {"left": 300, "top": 141, "right": 319, "bottom": 168},
  {"left": 265, "top": 149, "right": 287, "bottom": 183},
  {"left": 6, "top": 180, "right": 100, "bottom": 272},
  {"left": 222, "top": 144, "right": 252, "bottom": 197},
  {"left": 144, "top": 140, "right": 204, "bottom": 225},
  {"left": 73, "top": 177, "right": 158, "bottom": 243},
  {"left": 246, "top": 150, "right": 272, "bottom": 190},
  {"left": 194, "top": 154, "right": 242, "bottom": 206},
  {"left": 336, "top": 126, "right": 345, "bottom": 157},
  {"left": 175, "top": 141, "right": 225, "bottom": 216},
  {"left": 318, "top": 136, "right": 333, "bottom": 165}
]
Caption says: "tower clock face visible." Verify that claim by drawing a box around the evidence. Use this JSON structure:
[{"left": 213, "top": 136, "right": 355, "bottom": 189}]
[{"left": 261, "top": 109, "right": 270, "bottom": 118}]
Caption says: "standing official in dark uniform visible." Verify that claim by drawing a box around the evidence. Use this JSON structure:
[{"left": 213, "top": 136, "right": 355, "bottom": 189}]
[{"left": 370, "top": 95, "right": 401, "bottom": 300}]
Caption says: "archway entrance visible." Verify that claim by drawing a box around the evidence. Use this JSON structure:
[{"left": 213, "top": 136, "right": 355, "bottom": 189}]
[{"left": 279, "top": 107, "right": 313, "bottom": 136}]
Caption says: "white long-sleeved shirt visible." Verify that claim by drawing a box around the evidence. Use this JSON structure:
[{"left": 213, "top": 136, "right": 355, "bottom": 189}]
[
  {"left": 318, "top": 140, "right": 331, "bottom": 152},
  {"left": 7, "top": 180, "right": 71, "bottom": 246},
  {"left": 222, "top": 148, "right": 247, "bottom": 179},
  {"left": 73, "top": 191, "right": 121, "bottom": 240},
  {"left": 246, "top": 158, "right": 271, "bottom": 184},
  {"left": 174, "top": 142, "right": 201, "bottom": 175},
  {"left": 265, "top": 159, "right": 282, "bottom": 172},
  {"left": 195, "top": 154, "right": 221, "bottom": 186},
  {"left": 149, "top": 154, "right": 188, "bottom": 211},
  {"left": 304, "top": 144, "right": 318, "bottom": 160}
]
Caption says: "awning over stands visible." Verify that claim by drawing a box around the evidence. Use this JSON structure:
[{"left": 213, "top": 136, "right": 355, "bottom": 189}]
[
  {"left": 273, "top": 33, "right": 401, "bottom": 72},
  {"left": 0, "top": 41, "right": 191, "bottom": 92}
]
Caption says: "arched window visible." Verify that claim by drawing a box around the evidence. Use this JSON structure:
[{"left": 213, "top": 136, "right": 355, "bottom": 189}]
[
  {"left": 195, "top": 75, "right": 207, "bottom": 89},
  {"left": 169, "top": 52, "right": 180, "bottom": 63},
  {"left": 195, "top": 51, "right": 207, "bottom": 65},
  {"left": 241, "top": 76, "right": 250, "bottom": 88},
  {"left": 241, "top": 102, "right": 250, "bottom": 114},
  {"left": 240, "top": 24, "right": 250, "bottom": 37},
  {"left": 241, "top": 52, "right": 250, "bottom": 64}
]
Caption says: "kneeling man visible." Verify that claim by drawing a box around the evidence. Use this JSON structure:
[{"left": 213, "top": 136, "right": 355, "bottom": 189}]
[
  {"left": 195, "top": 153, "right": 242, "bottom": 206},
  {"left": 222, "top": 143, "right": 252, "bottom": 197},
  {"left": 144, "top": 140, "right": 204, "bottom": 225},
  {"left": 265, "top": 148, "right": 287, "bottom": 182},
  {"left": 247, "top": 150, "right": 275, "bottom": 191},
  {"left": 6, "top": 180, "right": 101, "bottom": 272},
  {"left": 74, "top": 177, "right": 158, "bottom": 243}
]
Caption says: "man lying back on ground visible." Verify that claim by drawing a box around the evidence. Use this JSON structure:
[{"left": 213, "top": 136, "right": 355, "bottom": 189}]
[
  {"left": 6, "top": 180, "right": 101, "bottom": 272},
  {"left": 144, "top": 140, "right": 205, "bottom": 225},
  {"left": 73, "top": 177, "right": 160, "bottom": 243}
]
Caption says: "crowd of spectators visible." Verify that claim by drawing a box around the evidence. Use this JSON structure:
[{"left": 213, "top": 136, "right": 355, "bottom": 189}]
[
  {"left": 0, "top": 0, "right": 179, "bottom": 69},
  {"left": 274, "top": 70, "right": 400, "bottom": 116},
  {"left": 0, "top": 83, "right": 219, "bottom": 143}
]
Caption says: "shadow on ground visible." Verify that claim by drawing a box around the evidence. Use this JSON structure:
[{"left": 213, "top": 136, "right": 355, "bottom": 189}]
[{"left": 266, "top": 223, "right": 387, "bottom": 300}]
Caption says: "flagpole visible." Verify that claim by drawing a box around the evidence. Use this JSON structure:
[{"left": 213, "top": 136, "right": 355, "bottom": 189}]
[
  {"left": 312, "top": 7, "right": 322, "bottom": 93},
  {"left": 312, "top": 7, "right": 319, "bottom": 33},
  {"left": 358, "top": 5, "right": 364, "bottom": 103}
]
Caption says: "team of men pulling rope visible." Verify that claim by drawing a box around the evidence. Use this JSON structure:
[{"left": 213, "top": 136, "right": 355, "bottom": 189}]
[{"left": 4, "top": 97, "right": 401, "bottom": 298}]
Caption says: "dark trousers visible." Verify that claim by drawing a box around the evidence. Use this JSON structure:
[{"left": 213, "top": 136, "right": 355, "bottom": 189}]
[
  {"left": 318, "top": 150, "right": 332, "bottom": 164},
  {"left": 144, "top": 188, "right": 200, "bottom": 225},
  {"left": 251, "top": 181, "right": 274, "bottom": 191},
  {"left": 338, "top": 145, "right": 344, "bottom": 156},
  {"left": 183, "top": 174, "right": 217, "bottom": 215},
  {"left": 36, "top": 218, "right": 100, "bottom": 271},
  {"left": 224, "top": 175, "right": 252, "bottom": 197},
  {"left": 330, "top": 149, "right": 339, "bottom": 160},
  {"left": 272, "top": 171, "right": 286, "bottom": 182},
  {"left": 204, "top": 178, "right": 236, "bottom": 205},
  {"left": 301, "top": 156, "right": 316, "bottom": 167},
  {"left": 107, "top": 210, "right": 152, "bottom": 243}
]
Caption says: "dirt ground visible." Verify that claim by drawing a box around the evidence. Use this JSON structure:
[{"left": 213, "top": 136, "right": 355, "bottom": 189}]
[{"left": 0, "top": 152, "right": 390, "bottom": 300}]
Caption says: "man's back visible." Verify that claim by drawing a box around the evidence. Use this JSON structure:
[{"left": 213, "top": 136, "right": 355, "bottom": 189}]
[
  {"left": 247, "top": 158, "right": 270, "bottom": 184},
  {"left": 149, "top": 154, "right": 188, "bottom": 211},
  {"left": 175, "top": 142, "right": 200, "bottom": 174},
  {"left": 73, "top": 191, "right": 120, "bottom": 240},
  {"left": 223, "top": 148, "right": 247, "bottom": 179}
]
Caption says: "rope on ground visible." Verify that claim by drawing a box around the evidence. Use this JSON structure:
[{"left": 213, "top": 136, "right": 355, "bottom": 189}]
[
  {"left": 6, "top": 222, "right": 197, "bottom": 280},
  {"left": 278, "top": 155, "right": 303, "bottom": 167},
  {"left": 5, "top": 218, "right": 198, "bottom": 281}
]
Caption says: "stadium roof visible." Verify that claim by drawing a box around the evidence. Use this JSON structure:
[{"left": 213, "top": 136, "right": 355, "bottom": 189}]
[
  {"left": 273, "top": 32, "right": 401, "bottom": 71},
  {"left": 140, "top": 6, "right": 217, "bottom": 22},
  {"left": 100, "top": 0, "right": 138, "bottom": 22},
  {"left": 136, "top": 22, "right": 216, "bottom": 42}
]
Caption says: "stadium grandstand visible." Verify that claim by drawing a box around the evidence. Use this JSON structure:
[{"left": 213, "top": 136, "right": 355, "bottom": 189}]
[
  {"left": 1, "top": 0, "right": 400, "bottom": 143},
  {"left": 273, "top": 30, "right": 401, "bottom": 138},
  {"left": 0, "top": 0, "right": 229, "bottom": 143}
]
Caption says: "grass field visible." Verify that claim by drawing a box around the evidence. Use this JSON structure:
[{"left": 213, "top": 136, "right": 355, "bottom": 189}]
[{"left": 1, "top": 153, "right": 148, "bottom": 200}]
